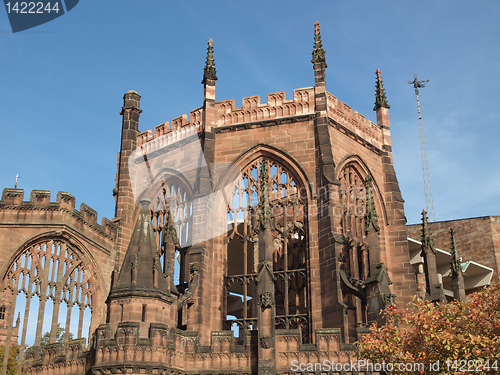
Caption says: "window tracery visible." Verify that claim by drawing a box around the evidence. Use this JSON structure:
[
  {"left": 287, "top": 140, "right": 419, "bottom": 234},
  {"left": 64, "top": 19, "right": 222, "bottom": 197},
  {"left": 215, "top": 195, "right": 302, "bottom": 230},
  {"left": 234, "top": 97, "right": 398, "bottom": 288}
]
[
  {"left": 1, "top": 237, "right": 93, "bottom": 350},
  {"left": 224, "top": 157, "right": 309, "bottom": 342},
  {"left": 338, "top": 164, "right": 371, "bottom": 340},
  {"left": 148, "top": 178, "right": 192, "bottom": 288}
]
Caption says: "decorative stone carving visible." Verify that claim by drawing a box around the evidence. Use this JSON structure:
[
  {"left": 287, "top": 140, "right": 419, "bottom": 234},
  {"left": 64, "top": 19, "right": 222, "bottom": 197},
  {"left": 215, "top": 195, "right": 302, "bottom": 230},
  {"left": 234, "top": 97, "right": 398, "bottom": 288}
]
[
  {"left": 178, "top": 262, "right": 200, "bottom": 309},
  {"left": 364, "top": 175, "right": 380, "bottom": 234},
  {"left": 382, "top": 293, "right": 396, "bottom": 308},
  {"left": 202, "top": 39, "right": 218, "bottom": 84},
  {"left": 311, "top": 21, "right": 327, "bottom": 65},
  {"left": 260, "top": 336, "right": 274, "bottom": 349},
  {"left": 258, "top": 292, "right": 274, "bottom": 309},
  {"left": 259, "top": 160, "right": 271, "bottom": 230},
  {"left": 190, "top": 263, "right": 199, "bottom": 275}
]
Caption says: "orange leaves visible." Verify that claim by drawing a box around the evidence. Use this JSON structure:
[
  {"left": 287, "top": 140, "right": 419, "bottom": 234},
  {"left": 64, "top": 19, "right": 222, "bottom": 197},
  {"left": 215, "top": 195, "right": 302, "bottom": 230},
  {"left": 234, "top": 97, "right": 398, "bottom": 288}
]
[{"left": 357, "top": 282, "right": 500, "bottom": 374}]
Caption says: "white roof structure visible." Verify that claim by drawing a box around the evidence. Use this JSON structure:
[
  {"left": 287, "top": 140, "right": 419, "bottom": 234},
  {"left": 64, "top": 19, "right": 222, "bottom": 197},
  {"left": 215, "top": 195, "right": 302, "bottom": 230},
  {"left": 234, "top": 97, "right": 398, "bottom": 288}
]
[{"left": 408, "top": 237, "right": 493, "bottom": 297}]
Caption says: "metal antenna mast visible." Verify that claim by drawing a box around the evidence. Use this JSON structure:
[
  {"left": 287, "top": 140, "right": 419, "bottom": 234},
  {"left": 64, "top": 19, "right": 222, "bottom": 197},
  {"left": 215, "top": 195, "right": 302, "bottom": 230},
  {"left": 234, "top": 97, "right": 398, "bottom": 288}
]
[{"left": 409, "top": 74, "right": 435, "bottom": 222}]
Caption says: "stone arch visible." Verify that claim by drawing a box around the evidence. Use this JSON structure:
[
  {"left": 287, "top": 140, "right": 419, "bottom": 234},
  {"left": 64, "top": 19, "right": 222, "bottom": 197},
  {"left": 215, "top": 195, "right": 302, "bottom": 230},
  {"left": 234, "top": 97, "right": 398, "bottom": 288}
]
[
  {"left": 136, "top": 167, "right": 195, "bottom": 288},
  {"left": 335, "top": 154, "right": 388, "bottom": 226},
  {"left": 0, "top": 230, "right": 105, "bottom": 353},
  {"left": 215, "top": 143, "right": 313, "bottom": 201},
  {"left": 217, "top": 144, "right": 312, "bottom": 343},
  {"left": 334, "top": 155, "right": 389, "bottom": 341}
]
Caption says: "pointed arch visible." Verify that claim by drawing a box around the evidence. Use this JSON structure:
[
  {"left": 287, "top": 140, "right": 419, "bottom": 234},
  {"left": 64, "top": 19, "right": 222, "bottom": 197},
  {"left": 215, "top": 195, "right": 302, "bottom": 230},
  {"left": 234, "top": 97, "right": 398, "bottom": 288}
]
[
  {"left": 217, "top": 144, "right": 312, "bottom": 344},
  {"left": 335, "top": 154, "right": 388, "bottom": 226},
  {"left": 0, "top": 230, "right": 105, "bottom": 353},
  {"left": 136, "top": 167, "right": 195, "bottom": 291},
  {"left": 334, "top": 155, "right": 390, "bottom": 342},
  {"left": 215, "top": 143, "right": 313, "bottom": 201}
]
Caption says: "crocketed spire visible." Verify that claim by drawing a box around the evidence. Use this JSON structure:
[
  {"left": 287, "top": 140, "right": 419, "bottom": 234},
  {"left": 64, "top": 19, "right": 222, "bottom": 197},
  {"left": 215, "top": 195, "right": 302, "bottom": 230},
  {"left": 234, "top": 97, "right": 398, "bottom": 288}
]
[
  {"left": 202, "top": 38, "right": 218, "bottom": 84},
  {"left": 374, "top": 69, "right": 390, "bottom": 111},
  {"left": 450, "top": 228, "right": 461, "bottom": 277},
  {"left": 450, "top": 228, "right": 466, "bottom": 301},
  {"left": 311, "top": 21, "right": 327, "bottom": 66},
  {"left": 421, "top": 209, "right": 435, "bottom": 256}
]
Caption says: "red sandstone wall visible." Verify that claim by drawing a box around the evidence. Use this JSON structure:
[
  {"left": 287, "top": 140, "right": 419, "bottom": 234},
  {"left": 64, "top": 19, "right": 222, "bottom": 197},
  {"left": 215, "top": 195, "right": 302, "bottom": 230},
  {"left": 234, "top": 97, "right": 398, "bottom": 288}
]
[
  {"left": 0, "top": 189, "right": 118, "bottom": 337},
  {"left": 407, "top": 216, "right": 500, "bottom": 283}
]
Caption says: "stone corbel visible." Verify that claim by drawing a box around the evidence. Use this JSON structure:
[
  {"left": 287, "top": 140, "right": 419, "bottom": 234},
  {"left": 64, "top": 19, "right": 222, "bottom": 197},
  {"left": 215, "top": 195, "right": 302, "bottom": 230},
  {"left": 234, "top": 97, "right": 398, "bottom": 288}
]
[
  {"left": 339, "top": 268, "right": 366, "bottom": 303},
  {"left": 177, "top": 263, "right": 199, "bottom": 310}
]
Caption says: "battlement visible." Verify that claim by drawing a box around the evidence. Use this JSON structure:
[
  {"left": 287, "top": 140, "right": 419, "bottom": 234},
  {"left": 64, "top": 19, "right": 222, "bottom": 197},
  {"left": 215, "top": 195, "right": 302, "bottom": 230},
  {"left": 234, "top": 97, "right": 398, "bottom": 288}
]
[
  {"left": 135, "top": 87, "right": 315, "bottom": 148},
  {"left": 326, "top": 92, "right": 383, "bottom": 149},
  {"left": 136, "top": 86, "right": 385, "bottom": 151},
  {"left": 215, "top": 87, "right": 315, "bottom": 126},
  {"left": 0, "top": 188, "right": 118, "bottom": 241},
  {"left": 137, "top": 107, "right": 203, "bottom": 148}
]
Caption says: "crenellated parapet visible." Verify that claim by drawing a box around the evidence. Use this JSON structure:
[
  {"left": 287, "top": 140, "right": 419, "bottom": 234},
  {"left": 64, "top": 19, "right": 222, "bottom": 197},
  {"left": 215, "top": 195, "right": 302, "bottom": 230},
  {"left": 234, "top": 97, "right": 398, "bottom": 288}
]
[
  {"left": 216, "top": 88, "right": 315, "bottom": 126},
  {"left": 135, "top": 86, "right": 384, "bottom": 155},
  {"left": 137, "top": 122, "right": 199, "bottom": 154},
  {"left": 25, "top": 339, "right": 88, "bottom": 375},
  {"left": 88, "top": 323, "right": 251, "bottom": 373},
  {"left": 135, "top": 88, "right": 315, "bottom": 149},
  {"left": 137, "top": 108, "right": 203, "bottom": 148},
  {"left": 0, "top": 188, "right": 118, "bottom": 243},
  {"left": 326, "top": 92, "right": 383, "bottom": 149}
]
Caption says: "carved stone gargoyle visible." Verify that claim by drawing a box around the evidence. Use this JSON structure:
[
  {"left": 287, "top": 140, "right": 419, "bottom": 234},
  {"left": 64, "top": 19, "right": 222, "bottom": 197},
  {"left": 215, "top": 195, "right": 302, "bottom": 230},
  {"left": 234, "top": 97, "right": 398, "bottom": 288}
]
[
  {"left": 177, "top": 263, "right": 200, "bottom": 310},
  {"left": 365, "top": 262, "right": 395, "bottom": 324},
  {"left": 339, "top": 266, "right": 366, "bottom": 304}
]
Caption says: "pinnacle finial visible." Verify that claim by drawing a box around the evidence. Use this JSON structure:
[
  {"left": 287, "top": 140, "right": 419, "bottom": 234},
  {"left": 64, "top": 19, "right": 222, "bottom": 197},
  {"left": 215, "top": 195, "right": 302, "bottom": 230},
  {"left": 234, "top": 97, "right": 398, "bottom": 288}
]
[
  {"left": 311, "top": 21, "right": 327, "bottom": 66},
  {"left": 374, "top": 69, "right": 390, "bottom": 111},
  {"left": 202, "top": 38, "right": 217, "bottom": 84},
  {"left": 259, "top": 160, "right": 271, "bottom": 231},
  {"left": 364, "top": 175, "right": 380, "bottom": 234},
  {"left": 162, "top": 199, "right": 179, "bottom": 247},
  {"left": 450, "top": 228, "right": 461, "bottom": 277},
  {"left": 421, "top": 209, "right": 435, "bottom": 255}
]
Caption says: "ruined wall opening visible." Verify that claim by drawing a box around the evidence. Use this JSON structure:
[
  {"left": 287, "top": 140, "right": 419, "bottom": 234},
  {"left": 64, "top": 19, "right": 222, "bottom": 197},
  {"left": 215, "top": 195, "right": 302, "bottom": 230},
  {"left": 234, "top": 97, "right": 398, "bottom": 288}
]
[
  {"left": 144, "top": 173, "right": 193, "bottom": 330},
  {"left": 337, "top": 161, "right": 386, "bottom": 342},
  {"left": 0, "top": 236, "right": 95, "bottom": 357},
  {"left": 147, "top": 176, "right": 193, "bottom": 290},
  {"left": 224, "top": 156, "right": 310, "bottom": 343}
]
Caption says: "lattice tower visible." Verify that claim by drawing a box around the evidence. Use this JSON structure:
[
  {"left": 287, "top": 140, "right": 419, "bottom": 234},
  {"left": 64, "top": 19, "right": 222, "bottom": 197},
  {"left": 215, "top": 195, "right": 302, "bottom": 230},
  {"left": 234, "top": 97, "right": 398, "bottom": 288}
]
[{"left": 409, "top": 74, "right": 436, "bottom": 222}]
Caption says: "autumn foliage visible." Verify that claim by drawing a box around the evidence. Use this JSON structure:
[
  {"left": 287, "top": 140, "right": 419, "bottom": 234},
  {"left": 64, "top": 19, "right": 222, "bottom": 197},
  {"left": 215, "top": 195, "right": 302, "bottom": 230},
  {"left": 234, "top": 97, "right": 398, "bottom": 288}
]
[
  {"left": 357, "top": 282, "right": 500, "bottom": 374},
  {"left": 0, "top": 345, "right": 19, "bottom": 375}
]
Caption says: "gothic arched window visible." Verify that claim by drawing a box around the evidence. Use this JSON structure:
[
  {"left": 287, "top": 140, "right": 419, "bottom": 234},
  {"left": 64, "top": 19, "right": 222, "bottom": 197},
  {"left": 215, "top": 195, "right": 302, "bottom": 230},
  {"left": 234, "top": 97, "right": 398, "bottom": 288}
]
[
  {"left": 225, "top": 156, "right": 309, "bottom": 343},
  {"left": 338, "top": 163, "right": 373, "bottom": 342},
  {"left": 143, "top": 174, "right": 193, "bottom": 290},
  {"left": 1, "top": 237, "right": 94, "bottom": 351}
]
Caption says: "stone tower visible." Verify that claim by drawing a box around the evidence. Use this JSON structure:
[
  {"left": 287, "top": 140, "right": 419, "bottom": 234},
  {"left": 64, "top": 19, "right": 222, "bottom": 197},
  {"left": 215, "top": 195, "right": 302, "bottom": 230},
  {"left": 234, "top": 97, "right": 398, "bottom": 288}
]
[
  {"left": 101, "top": 21, "right": 417, "bottom": 373},
  {"left": 0, "top": 22, "right": 419, "bottom": 375}
]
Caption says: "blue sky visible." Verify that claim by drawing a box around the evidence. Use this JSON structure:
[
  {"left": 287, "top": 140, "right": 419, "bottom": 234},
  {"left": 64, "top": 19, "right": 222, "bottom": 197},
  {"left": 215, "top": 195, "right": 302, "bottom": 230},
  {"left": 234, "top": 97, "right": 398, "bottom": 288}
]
[{"left": 1, "top": 0, "right": 499, "bottom": 226}]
